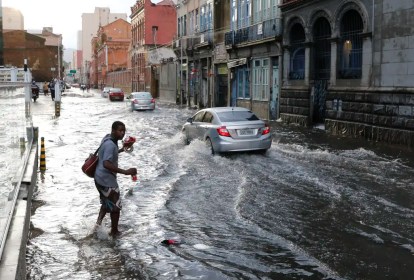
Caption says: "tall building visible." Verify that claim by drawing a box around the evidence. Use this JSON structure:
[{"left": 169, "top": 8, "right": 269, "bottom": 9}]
[
  {"left": 130, "top": 0, "right": 177, "bottom": 96},
  {"left": 81, "top": 7, "right": 127, "bottom": 83},
  {"left": 2, "top": 7, "right": 24, "bottom": 30}
]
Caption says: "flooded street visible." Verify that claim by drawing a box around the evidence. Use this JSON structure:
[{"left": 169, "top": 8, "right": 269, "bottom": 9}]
[{"left": 26, "top": 89, "right": 414, "bottom": 280}]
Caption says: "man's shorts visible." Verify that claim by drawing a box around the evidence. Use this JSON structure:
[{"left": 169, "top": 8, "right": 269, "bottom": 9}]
[{"left": 95, "top": 181, "right": 122, "bottom": 213}]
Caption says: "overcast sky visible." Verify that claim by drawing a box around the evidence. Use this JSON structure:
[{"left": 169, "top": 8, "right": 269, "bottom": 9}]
[{"left": 2, "top": 0, "right": 162, "bottom": 50}]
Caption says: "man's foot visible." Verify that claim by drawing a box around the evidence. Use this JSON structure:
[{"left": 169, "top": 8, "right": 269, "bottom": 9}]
[{"left": 109, "top": 230, "right": 122, "bottom": 238}]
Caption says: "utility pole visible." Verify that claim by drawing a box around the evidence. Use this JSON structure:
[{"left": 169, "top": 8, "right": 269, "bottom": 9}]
[{"left": 58, "top": 35, "right": 61, "bottom": 79}]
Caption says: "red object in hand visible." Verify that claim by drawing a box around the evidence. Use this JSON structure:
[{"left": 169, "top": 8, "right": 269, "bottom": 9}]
[
  {"left": 132, "top": 175, "right": 137, "bottom": 181},
  {"left": 123, "top": 136, "right": 136, "bottom": 145},
  {"left": 123, "top": 136, "right": 136, "bottom": 151}
]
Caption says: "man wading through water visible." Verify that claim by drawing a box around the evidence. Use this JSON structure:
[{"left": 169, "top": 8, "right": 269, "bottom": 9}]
[{"left": 94, "top": 121, "right": 137, "bottom": 237}]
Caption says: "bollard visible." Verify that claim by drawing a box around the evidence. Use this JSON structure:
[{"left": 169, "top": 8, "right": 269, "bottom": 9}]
[
  {"left": 40, "top": 137, "right": 46, "bottom": 171},
  {"left": 55, "top": 101, "right": 61, "bottom": 117}
]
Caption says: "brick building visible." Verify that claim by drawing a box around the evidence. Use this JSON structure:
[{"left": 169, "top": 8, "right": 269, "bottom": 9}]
[
  {"left": 130, "top": 0, "right": 176, "bottom": 96},
  {"left": 89, "top": 18, "right": 131, "bottom": 90},
  {"left": 3, "top": 30, "right": 60, "bottom": 82}
]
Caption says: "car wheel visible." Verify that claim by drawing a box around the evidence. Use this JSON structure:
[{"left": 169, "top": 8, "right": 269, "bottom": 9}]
[
  {"left": 258, "top": 149, "right": 268, "bottom": 155},
  {"left": 181, "top": 130, "right": 190, "bottom": 145},
  {"left": 206, "top": 137, "right": 215, "bottom": 155}
]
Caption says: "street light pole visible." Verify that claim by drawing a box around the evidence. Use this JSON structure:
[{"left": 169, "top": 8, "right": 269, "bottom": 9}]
[{"left": 58, "top": 35, "right": 61, "bottom": 80}]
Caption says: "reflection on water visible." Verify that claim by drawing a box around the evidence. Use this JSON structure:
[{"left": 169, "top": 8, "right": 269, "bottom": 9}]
[
  {"left": 26, "top": 92, "right": 414, "bottom": 280},
  {"left": 0, "top": 87, "right": 33, "bottom": 251}
]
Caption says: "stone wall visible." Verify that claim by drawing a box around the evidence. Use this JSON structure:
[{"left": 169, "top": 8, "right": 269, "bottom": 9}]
[
  {"left": 373, "top": 0, "right": 414, "bottom": 88},
  {"left": 326, "top": 88, "right": 414, "bottom": 145},
  {"left": 280, "top": 87, "right": 310, "bottom": 125}
]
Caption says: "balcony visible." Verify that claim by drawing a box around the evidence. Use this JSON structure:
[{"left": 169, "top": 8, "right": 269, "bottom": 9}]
[
  {"left": 195, "top": 29, "right": 213, "bottom": 48},
  {"left": 225, "top": 18, "right": 281, "bottom": 48},
  {"left": 280, "top": 0, "right": 312, "bottom": 11}
]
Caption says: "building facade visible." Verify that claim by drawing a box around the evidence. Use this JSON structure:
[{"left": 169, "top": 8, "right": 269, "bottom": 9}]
[
  {"left": 2, "top": 30, "right": 60, "bottom": 81},
  {"left": 130, "top": 0, "right": 177, "bottom": 97},
  {"left": 225, "top": 0, "right": 282, "bottom": 121},
  {"left": 89, "top": 18, "right": 131, "bottom": 90},
  {"left": 280, "top": 0, "right": 414, "bottom": 145},
  {"left": 81, "top": 7, "right": 127, "bottom": 83}
]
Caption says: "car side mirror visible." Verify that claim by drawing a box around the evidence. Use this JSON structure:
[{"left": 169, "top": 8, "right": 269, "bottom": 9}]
[{"left": 187, "top": 117, "right": 193, "bottom": 124}]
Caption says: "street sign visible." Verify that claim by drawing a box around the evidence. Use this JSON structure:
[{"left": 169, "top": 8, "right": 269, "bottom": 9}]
[{"left": 70, "top": 69, "right": 76, "bottom": 73}]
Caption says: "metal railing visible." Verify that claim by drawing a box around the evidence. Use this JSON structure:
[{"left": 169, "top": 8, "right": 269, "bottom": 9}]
[
  {"left": 225, "top": 18, "right": 282, "bottom": 47},
  {"left": 0, "top": 67, "right": 34, "bottom": 260}
]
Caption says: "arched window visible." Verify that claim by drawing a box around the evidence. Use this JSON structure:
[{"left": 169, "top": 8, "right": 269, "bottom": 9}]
[
  {"left": 338, "top": 10, "right": 363, "bottom": 79},
  {"left": 313, "top": 17, "right": 331, "bottom": 80},
  {"left": 289, "top": 23, "right": 305, "bottom": 80}
]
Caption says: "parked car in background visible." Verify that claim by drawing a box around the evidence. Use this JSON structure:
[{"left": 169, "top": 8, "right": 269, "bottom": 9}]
[
  {"left": 182, "top": 107, "right": 272, "bottom": 154},
  {"left": 130, "top": 91, "right": 155, "bottom": 111},
  {"left": 101, "top": 87, "right": 112, "bottom": 98},
  {"left": 108, "top": 87, "right": 124, "bottom": 101}
]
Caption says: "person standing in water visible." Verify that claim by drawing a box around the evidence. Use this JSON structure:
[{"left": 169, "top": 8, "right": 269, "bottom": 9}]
[{"left": 94, "top": 121, "right": 137, "bottom": 237}]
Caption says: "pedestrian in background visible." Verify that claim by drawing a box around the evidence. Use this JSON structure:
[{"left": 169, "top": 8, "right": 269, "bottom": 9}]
[
  {"left": 94, "top": 121, "right": 137, "bottom": 237},
  {"left": 49, "top": 80, "right": 55, "bottom": 101},
  {"left": 43, "top": 81, "right": 49, "bottom": 96}
]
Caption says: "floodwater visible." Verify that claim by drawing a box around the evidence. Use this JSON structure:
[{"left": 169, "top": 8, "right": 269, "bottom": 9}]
[{"left": 26, "top": 89, "right": 414, "bottom": 280}]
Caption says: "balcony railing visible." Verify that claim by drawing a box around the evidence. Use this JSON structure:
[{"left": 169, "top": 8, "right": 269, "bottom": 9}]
[{"left": 225, "top": 18, "right": 281, "bottom": 47}]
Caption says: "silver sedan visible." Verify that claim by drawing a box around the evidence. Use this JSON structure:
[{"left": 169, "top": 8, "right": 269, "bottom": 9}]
[
  {"left": 182, "top": 107, "right": 272, "bottom": 154},
  {"left": 130, "top": 92, "right": 155, "bottom": 111}
]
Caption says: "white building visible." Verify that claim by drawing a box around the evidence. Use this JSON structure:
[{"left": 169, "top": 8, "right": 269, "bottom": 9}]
[
  {"left": 2, "top": 7, "right": 24, "bottom": 30},
  {"left": 81, "top": 7, "right": 127, "bottom": 68}
]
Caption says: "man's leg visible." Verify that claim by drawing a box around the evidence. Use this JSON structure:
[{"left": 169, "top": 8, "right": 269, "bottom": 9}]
[
  {"left": 96, "top": 205, "right": 107, "bottom": 225},
  {"left": 110, "top": 211, "right": 120, "bottom": 236},
  {"left": 108, "top": 188, "right": 122, "bottom": 236}
]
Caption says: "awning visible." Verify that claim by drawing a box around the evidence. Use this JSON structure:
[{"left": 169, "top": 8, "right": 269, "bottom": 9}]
[{"left": 227, "top": 58, "right": 247, "bottom": 68}]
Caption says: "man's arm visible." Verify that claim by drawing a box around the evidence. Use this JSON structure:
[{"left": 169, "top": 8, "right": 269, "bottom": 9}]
[{"left": 103, "top": 160, "right": 136, "bottom": 176}]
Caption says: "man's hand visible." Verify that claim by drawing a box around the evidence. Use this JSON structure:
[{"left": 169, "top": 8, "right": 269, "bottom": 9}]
[{"left": 124, "top": 168, "right": 137, "bottom": 176}]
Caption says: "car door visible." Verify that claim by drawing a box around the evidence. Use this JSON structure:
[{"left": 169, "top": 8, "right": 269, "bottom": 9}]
[
  {"left": 197, "top": 111, "right": 214, "bottom": 140},
  {"left": 187, "top": 111, "right": 205, "bottom": 140}
]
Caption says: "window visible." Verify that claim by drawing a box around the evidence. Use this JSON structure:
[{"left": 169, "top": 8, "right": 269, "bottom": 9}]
[
  {"left": 252, "top": 58, "right": 270, "bottom": 101},
  {"left": 238, "top": 0, "right": 251, "bottom": 28},
  {"left": 231, "top": 0, "right": 238, "bottom": 30},
  {"left": 289, "top": 23, "right": 305, "bottom": 80},
  {"left": 217, "top": 111, "right": 260, "bottom": 122},
  {"left": 202, "top": 112, "right": 214, "bottom": 123},
  {"left": 313, "top": 17, "right": 331, "bottom": 80},
  {"left": 236, "top": 66, "right": 250, "bottom": 99},
  {"left": 338, "top": 10, "right": 363, "bottom": 79},
  {"left": 194, "top": 111, "right": 205, "bottom": 122},
  {"left": 200, "top": 6, "right": 206, "bottom": 31},
  {"left": 178, "top": 18, "right": 181, "bottom": 37}
]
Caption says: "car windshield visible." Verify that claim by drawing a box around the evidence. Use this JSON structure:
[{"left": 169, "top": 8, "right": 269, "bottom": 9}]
[
  {"left": 133, "top": 92, "right": 151, "bottom": 99},
  {"left": 217, "top": 110, "right": 260, "bottom": 122},
  {"left": 111, "top": 88, "right": 122, "bottom": 92}
]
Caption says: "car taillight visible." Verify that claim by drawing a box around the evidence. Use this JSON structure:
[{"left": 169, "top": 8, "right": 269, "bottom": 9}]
[
  {"left": 262, "top": 125, "right": 270, "bottom": 135},
  {"left": 151, "top": 98, "right": 155, "bottom": 103},
  {"left": 133, "top": 100, "right": 138, "bottom": 104},
  {"left": 217, "top": 126, "right": 231, "bottom": 137}
]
